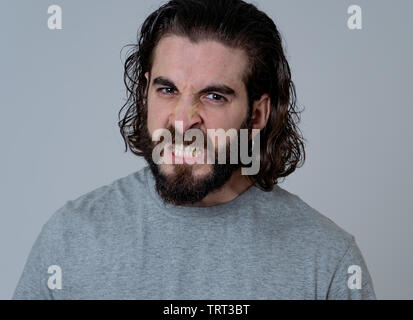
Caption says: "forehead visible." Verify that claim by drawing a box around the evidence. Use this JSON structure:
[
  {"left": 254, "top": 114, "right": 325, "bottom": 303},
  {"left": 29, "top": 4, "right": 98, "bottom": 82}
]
[{"left": 151, "top": 35, "right": 248, "bottom": 90}]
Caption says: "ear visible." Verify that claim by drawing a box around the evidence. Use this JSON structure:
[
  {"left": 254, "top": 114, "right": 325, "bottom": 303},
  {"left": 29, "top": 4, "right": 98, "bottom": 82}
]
[
  {"left": 251, "top": 93, "right": 271, "bottom": 130},
  {"left": 144, "top": 72, "right": 150, "bottom": 97}
]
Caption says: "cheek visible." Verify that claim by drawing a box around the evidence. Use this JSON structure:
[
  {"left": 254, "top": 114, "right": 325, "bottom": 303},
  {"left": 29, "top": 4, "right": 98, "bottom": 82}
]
[
  {"left": 147, "top": 98, "right": 170, "bottom": 134},
  {"left": 204, "top": 115, "right": 242, "bottom": 149},
  {"left": 205, "top": 104, "right": 247, "bottom": 130},
  {"left": 147, "top": 109, "right": 158, "bottom": 134}
]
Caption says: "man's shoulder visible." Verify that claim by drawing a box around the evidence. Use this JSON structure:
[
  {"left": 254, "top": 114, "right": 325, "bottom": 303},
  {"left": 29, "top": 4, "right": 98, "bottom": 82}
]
[
  {"left": 256, "top": 184, "right": 355, "bottom": 252},
  {"left": 42, "top": 166, "right": 150, "bottom": 235},
  {"left": 65, "top": 166, "right": 148, "bottom": 210}
]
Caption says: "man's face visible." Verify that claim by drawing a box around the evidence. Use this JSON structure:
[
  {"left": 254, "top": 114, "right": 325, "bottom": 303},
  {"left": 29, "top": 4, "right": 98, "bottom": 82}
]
[{"left": 144, "top": 35, "right": 251, "bottom": 205}]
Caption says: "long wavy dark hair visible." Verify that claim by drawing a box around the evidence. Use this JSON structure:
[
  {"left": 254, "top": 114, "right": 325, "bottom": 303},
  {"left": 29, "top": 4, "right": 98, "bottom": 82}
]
[{"left": 118, "top": 0, "right": 306, "bottom": 191}]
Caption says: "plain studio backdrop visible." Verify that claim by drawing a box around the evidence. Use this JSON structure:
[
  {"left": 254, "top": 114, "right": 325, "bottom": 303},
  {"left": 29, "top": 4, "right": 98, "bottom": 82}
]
[{"left": 1, "top": 0, "right": 412, "bottom": 299}]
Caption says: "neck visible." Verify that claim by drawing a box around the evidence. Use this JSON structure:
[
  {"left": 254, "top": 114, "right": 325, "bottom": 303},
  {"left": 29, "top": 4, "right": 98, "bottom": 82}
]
[{"left": 188, "top": 167, "right": 254, "bottom": 207}]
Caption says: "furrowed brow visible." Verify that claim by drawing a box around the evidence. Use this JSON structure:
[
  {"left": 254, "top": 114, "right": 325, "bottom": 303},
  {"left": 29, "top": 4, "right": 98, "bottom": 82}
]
[
  {"left": 152, "top": 76, "right": 177, "bottom": 89},
  {"left": 198, "top": 84, "right": 236, "bottom": 97},
  {"left": 152, "top": 76, "right": 237, "bottom": 97}
]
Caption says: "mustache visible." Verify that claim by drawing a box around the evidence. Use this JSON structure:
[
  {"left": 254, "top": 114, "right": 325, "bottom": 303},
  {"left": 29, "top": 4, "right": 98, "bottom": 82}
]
[
  {"left": 154, "top": 125, "right": 210, "bottom": 149},
  {"left": 153, "top": 120, "right": 251, "bottom": 148}
]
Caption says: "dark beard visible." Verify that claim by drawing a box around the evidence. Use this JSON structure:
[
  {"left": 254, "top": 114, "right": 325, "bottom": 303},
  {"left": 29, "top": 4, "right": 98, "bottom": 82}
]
[
  {"left": 146, "top": 154, "right": 240, "bottom": 205},
  {"left": 141, "top": 115, "right": 252, "bottom": 206}
]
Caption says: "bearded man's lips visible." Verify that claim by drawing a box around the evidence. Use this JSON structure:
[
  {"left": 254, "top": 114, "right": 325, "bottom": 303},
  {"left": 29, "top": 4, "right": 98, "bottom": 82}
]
[{"left": 163, "top": 143, "right": 206, "bottom": 165}]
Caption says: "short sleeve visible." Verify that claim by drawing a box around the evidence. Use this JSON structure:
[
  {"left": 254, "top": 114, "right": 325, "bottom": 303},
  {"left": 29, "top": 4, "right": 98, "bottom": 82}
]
[{"left": 327, "top": 236, "right": 376, "bottom": 300}]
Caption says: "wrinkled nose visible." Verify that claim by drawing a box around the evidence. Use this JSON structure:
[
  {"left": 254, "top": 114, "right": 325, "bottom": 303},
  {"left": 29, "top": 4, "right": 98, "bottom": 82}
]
[{"left": 170, "top": 95, "right": 202, "bottom": 132}]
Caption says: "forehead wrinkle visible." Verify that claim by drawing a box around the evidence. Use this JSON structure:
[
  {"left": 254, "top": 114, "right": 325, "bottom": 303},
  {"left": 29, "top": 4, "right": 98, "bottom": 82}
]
[{"left": 153, "top": 38, "right": 246, "bottom": 93}]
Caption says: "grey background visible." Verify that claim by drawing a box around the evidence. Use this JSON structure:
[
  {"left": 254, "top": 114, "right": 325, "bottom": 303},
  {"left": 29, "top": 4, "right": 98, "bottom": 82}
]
[{"left": 1, "top": 0, "right": 412, "bottom": 299}]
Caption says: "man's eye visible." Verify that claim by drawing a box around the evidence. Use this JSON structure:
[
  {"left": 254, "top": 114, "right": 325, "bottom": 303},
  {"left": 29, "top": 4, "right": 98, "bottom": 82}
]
[
  {"left": 158, "top": 88, "right": 176, "bottom": 95},
  {"left": 205, "top": 93, "right": 226, "bottom": 102}
]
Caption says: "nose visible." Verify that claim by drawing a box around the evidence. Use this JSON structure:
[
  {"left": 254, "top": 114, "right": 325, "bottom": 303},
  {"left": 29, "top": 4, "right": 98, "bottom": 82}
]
[{"left": 170, "top": 94, "right": 202, "bottom": 133}]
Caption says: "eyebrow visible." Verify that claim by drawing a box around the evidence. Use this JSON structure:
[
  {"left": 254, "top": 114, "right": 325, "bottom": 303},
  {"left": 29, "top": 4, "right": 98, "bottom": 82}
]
[{"left": 152, "top": 76, "right": 237, "bottom": 97}]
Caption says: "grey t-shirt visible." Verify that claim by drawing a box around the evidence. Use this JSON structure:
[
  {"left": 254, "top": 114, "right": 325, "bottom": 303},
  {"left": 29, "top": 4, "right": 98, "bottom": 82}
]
[{"left": 13, "top": 166, "right": 376, "bottom": 299}]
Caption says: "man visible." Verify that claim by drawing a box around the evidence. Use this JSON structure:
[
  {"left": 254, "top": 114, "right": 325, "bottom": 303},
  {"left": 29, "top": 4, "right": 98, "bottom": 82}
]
[{"left": 13, "top": 0, "right": 376, "bottom": 299}]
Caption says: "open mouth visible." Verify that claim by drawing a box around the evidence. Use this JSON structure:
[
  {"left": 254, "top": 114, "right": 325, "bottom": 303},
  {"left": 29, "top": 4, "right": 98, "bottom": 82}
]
[
  {"left": 168, "top": 144, "right": 205, "bottom": 164},
  {"left": 170, "top": 144, "right": 202, "bottom": 157}
]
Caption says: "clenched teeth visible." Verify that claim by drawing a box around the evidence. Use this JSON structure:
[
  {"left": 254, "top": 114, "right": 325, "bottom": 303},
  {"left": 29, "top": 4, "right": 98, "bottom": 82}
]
[{"left": 169, "top": 144, "right": 203, "bottom": 157}]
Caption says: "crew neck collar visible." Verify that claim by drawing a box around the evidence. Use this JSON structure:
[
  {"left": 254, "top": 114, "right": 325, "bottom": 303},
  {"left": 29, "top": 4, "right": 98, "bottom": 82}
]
[{"left": 144, "top": 166, "right": 257, "bottom": 218}]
